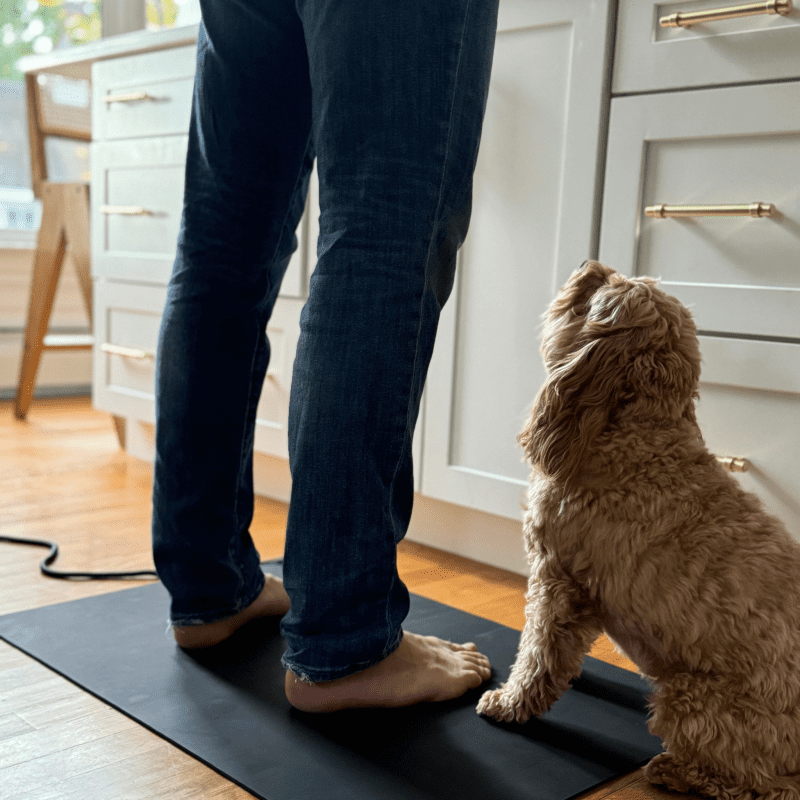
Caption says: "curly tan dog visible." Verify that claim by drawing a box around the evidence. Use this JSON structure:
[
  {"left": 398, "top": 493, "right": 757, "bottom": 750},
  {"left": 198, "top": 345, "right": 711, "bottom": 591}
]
[{"left": 476, "top": 261, "right": 800, "bottom": 800}]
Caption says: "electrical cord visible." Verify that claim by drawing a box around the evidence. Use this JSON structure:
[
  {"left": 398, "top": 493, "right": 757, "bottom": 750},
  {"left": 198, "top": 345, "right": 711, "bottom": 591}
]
[{"left": 0, "top": 535, "right": 159, "bottom": 580}]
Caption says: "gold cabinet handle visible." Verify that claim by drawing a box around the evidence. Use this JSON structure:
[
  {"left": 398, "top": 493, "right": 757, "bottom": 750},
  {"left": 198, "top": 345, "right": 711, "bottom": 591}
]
[
  {"left": 660, "top": 0, "right": 793, "bottom": 27},
  {"left": 716, "top": 456, "right": 750, "bottom": 473},
  {"left": 645, "top": 203, "right": 775, "bottom": 218},
  {"left": 103, "top": 91, "right": 155, "bottom": 104},
  {"left": 101, "top": 343, "right": 154, "bottom": 360},
  {"left": 99, "top": 205, "right": 151, "bottom": 216}
]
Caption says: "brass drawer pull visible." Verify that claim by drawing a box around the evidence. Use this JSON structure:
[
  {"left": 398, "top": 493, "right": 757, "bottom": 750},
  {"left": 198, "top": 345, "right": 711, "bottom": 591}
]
[
  {"left": 99, "top": 205, "right": 151, "bottom": 216},
  {"left": 645, "top": 203, "right": 775, "bottom": 218},
  {"left": 660, "top": 0, "right": 793, "bottom": 28},
  {"left": 716, "top": 456, "right": 750, "bottom": 473},
  {"left": 101, "top": 343, "right": 154, "bottom": 360},
  {"left": 103, "top": 91, "right": 155, "bottom": 104}
]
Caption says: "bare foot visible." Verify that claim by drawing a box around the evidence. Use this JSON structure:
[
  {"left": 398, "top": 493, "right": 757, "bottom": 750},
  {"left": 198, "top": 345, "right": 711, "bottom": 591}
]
[
  {"left": 172, "top": 574, "right": 291, "bottom": 649},
  {"left": 284, "top": 631, "right": 492, "bottom": 712}
]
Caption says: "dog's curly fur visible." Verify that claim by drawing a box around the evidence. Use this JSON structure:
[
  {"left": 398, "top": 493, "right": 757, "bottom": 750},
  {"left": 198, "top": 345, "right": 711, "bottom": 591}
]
[{"left": 476, "top": 261, "right": 800, "bottom": 800}]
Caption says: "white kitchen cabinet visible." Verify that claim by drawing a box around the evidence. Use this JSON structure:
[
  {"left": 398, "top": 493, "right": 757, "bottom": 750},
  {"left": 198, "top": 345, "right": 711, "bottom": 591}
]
[
  {"left": 420, "top": 0, "right": 614, "bottom": 520},
  {"left": 600, "top": 61, "right": 800, "bottom": 539},
  {"left": 92, "top": 280, "right": 163, "bottom": 422},
  {"left": 599, "top": 82, "right": 800, "bottom": 338},
  {"left": 77, "top": 0, "right": 797, "bottom": 570},
  {"left": 90, "top": 35, "right": 313, "bottom": 462},
  {"left": 696, "top": 337, "right": 800, "bottom": 535},
  {"left": 91, "top": 136, "right": 188, "bottom": 284},
  {"left": 613, "top": 0, "right": 800, "bottom": 94},
  {"left": 92, "top": 45, "right": 196, "bottom": 141}
]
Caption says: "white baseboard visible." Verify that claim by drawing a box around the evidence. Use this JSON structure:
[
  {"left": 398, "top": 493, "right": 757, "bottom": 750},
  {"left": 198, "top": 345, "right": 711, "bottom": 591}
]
[
  {"left": 407, "top": 494, "right": 526, "bottom": 575},
  {"left": 121, "top": 415, "right": 526, "bottom": 576}
]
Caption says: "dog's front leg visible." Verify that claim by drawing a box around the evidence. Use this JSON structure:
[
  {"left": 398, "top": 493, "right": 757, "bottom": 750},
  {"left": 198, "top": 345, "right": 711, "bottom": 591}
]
[{"left": 477, "top": 552, "right": 600, "bottom": 723}]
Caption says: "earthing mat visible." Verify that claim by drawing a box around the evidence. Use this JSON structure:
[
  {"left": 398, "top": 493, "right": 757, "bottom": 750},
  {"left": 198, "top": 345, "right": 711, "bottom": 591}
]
[{"left": 0, "top": 562, "right": 662, "bottom": 800}]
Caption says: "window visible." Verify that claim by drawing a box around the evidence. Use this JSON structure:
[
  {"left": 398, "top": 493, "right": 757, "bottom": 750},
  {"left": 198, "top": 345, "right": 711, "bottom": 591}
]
[
  {"left": 0, "top": 0, "right": 200, "bottom": 239},
  {"left": 1, "top": 1, "right": 100, "bottom": 238}
]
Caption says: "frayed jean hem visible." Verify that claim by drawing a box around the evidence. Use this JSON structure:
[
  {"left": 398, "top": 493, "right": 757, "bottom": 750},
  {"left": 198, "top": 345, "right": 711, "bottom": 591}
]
[{"left": 281, "top": 627, "right": 404, "bottom": 684}]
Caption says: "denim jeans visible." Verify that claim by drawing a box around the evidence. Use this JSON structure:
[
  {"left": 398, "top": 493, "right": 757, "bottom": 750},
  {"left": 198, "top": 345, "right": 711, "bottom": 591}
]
[{"left": 151, "top": 0, "right": 499, "bottom": 682}]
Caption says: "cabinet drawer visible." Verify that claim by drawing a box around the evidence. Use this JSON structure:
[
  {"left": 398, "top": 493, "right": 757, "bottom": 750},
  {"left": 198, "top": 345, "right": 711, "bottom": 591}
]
[
  {"left": 697, "top": 336, "right": 800, "bottom": 539},
  {"left": 92, "top": 46, "right": 195, "bottom": 141},
  {"left": 613, "top": 0, "right": 800, "bottom": 94},
  {"left": 92, "top": 281, "right": 303, "bottom": 448},
  {"left": 92, "top": 281, "right": 165, "bottom": 422},
  {"left": 91, "top": 136, "right": 187, "bottom": 284},
  {"left": 599, "top": 82, "right": 800, "bottom": 341}
]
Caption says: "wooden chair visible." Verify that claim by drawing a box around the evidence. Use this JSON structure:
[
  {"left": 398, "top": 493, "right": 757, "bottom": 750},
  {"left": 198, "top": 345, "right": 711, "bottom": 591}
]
[{"left": 14, "top": 62, "right": 125, "bottom": 446}]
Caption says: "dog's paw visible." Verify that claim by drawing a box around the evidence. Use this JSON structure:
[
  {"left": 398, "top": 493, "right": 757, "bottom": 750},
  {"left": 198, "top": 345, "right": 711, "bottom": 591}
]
[
  {"left": 644, "top": 753, "right": 694, "bottom": 794},
  {"left": 476, "top": 684, "right": 543, "bottom": 724}
]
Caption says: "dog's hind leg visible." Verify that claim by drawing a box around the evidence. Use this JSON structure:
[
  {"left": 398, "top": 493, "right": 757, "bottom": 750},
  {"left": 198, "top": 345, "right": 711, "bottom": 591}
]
[
  {"left": 647, "top": 755, "right": 800, "bottom": 800},
  {"left": 477, "top": 553, "right": 600, "bottom": 723},
  {"left": 647, "top": 675, "right": 800, "bottom": 800},
  {"left": 645, "top": 753, "right": 755, "bottom": 800}
]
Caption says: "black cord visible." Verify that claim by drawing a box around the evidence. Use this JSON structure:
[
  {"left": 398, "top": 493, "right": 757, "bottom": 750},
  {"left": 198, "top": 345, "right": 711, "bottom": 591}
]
[{"left": 0, "top": 535, "right": 159, "bottom": 580}]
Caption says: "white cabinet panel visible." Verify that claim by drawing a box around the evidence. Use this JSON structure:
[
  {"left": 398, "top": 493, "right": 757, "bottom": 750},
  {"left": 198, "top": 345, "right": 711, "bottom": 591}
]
[
  {"left": 93, "top": 280, "right": 306, "bottom": 458},
  {"left": 254, "top": 299, "right": 302, "bottom": 460},
  {"left": 697, "top": 377, "right": 800, "bottom": 540},
  {"left": 699, "top": 335, "right": 800, "bottom": 395},
  {"left": 421, "top": 0, "right": 613, "bottom": 520},
  {"left": 280, "top": 223, "right": 306, "bottom": 300},
  {"left": 91, "top": 136, "right": 188, "bottom": 284},
  {"left": 92, "top": 280, "right": 165, "bottom": 422},
  {"left": 92, "top": 45, "right": 195, "bottom": 141},
  {"left": 599, "top": 82, "right": 800, "bottom": 340},
  {"left": 613, "top": 0, "right": 800, "bottom": 94},
  {"left": 279, "top": 161, "right": 317, "bottom": 299}
]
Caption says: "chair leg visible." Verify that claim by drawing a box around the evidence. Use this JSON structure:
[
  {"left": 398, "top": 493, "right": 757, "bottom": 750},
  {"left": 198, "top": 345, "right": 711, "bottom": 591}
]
[
  {"left": 62, "top": 183, "right": 93, "bottom": 322},
  {"left": 14, "top": 185, "right": 67, "bottom": 420}
]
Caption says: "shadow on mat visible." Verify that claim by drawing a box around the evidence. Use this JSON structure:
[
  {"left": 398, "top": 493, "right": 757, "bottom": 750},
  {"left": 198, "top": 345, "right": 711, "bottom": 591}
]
[{"left": 182, "top": 617, "right": 655, "bottom": 800}]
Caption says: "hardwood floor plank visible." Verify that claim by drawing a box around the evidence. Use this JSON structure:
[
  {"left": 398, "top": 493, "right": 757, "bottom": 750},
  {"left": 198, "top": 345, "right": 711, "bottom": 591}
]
[
  {"left": 0, "top": 726, "right": 165, "bottom": 796},
  {"left": 0, "top": 712, "right": 36, "bottom": 742},
  {"left": 14, "top": 744, "right": 255, "bottom": 800},
  {"left": 0, "top": 706, "right": 135, "bottom": 770},
  {"left": 16, "top": 686, "right": 116, "bottom": 730}
]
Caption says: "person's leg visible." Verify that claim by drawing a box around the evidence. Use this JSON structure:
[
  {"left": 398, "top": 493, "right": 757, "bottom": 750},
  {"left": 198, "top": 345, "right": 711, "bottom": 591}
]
[
  {"left": 281, "top": 0, "right": 500, "bottom": 705},
  {"left": 151, "top": 0, "right": 314, "bottom": 642}
]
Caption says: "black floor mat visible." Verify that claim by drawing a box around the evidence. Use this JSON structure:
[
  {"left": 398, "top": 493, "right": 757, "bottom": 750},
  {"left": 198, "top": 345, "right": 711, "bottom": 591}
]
[{"left": 0, "top": 562, "right": 662, "bottom": 800}]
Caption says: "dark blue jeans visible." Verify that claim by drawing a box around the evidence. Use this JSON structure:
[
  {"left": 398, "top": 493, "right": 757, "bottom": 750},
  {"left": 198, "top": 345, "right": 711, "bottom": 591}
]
[{"left": 152, "top": 0, "right": 499, "bottom": 682}]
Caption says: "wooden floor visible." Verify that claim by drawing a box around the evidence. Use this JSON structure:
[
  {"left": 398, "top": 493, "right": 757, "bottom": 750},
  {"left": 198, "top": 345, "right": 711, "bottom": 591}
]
[{"left": 0, "top": 397, "right": 688, "bottom": 800}]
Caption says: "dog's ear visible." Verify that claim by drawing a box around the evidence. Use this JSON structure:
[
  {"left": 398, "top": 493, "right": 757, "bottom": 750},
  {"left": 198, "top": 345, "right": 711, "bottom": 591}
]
[
  {"left": 521, "top": 269, "right": 702, "bottom": 482},
  {"left": 519, "top": 332, "right": 629, "bottom": 483},
  {"left": 519, "top": 260, "right": 624, "bottom": 482}
]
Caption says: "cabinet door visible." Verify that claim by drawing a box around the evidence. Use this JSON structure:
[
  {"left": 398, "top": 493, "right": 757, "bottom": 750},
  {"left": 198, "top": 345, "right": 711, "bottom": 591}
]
[
  {"left": 613, "top": 0, "right": 800, "bottom": 95},
  {"left": 92, "top": 45, "right": 196, "bottom": 142},
  {"left": 92, "top": 280, "right": 165, "bottom": 422},
  {"left": 91, "top": 137, "right": 188, "bottom": 285},
  {"left": 600, "top": 84, "right": 800, "bottom": 536},
  {"left": 599, "top": 82, "right": 800, "bottom": 338},
  {"left": 420, "top": 0, "right": 613, "bottom": 519},
  {"left": 697, "top": 337, "right": 800, "bottom": 538}
]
